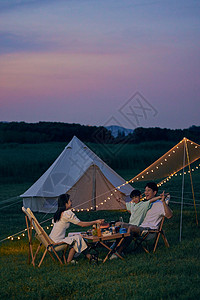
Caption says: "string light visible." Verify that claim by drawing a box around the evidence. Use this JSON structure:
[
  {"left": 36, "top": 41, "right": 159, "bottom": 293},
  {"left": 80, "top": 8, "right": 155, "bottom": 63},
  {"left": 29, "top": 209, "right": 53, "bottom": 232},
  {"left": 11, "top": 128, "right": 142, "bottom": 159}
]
[
  {"left": 4, "top": 138, "right": 200, "bottom": 242},
  {"left": 158, "top": 163, "right": 199, "bottom": 186},
  {"left": 131, "top": 140, "right": 200, "bottom": 184}
]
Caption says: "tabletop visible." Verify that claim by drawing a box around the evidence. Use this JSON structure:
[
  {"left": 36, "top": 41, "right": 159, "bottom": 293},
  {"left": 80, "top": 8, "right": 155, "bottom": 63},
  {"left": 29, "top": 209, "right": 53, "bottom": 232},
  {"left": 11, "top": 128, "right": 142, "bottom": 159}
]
[{"left": 82, "top": 232, "right": 130, "bottom": 242}]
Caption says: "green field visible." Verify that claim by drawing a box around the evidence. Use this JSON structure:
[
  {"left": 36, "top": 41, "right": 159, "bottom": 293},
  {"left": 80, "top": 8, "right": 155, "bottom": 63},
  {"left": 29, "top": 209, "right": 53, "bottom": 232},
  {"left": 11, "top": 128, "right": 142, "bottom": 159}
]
[{"left": 0, "top": 141, "right": 200, "bottom": 299}]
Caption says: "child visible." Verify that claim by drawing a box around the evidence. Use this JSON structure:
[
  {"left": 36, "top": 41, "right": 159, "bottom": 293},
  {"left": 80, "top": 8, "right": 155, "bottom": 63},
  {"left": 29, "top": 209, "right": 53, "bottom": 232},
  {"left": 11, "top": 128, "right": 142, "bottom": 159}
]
[{"left": 117, "top": 189, "right": 162, "bottom": 228}]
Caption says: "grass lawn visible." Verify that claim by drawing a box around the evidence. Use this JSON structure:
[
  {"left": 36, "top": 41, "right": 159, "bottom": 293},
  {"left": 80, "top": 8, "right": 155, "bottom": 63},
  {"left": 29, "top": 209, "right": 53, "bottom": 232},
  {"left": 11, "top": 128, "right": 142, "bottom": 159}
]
[{"left": 0, "top": 142, "right": 200, "bottom": 299}]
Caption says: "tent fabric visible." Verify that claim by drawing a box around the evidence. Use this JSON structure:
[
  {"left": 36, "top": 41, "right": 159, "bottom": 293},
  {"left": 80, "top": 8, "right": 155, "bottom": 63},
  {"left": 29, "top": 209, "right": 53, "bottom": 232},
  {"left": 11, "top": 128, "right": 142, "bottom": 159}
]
[
  {"left": 129, "top": 138, "right": 200, "bottom": 183},
  {"left": 21, "top": 136, "right": 133, "bottom": 213}
]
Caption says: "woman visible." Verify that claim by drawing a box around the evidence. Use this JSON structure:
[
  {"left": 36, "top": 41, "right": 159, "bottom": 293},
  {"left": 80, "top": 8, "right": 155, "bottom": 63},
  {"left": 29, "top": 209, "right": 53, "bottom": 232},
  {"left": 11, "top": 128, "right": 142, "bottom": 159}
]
[{"left": 49, "top": 193, "right": 104, "bottom": 263}]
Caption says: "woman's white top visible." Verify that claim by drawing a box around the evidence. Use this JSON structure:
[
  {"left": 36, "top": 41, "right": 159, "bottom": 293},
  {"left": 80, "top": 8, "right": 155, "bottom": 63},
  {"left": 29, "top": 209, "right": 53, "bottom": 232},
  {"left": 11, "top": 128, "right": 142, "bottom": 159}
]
[{"left": 49, "top": 209, "right": 87, "bottom": 253}]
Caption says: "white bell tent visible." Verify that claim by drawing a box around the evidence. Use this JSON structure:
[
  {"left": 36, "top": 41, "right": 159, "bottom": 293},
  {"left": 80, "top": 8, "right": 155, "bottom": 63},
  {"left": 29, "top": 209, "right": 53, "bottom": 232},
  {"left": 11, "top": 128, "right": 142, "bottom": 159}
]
[{"left": 21, "top": 136, "right": 133, "bottom": 213}]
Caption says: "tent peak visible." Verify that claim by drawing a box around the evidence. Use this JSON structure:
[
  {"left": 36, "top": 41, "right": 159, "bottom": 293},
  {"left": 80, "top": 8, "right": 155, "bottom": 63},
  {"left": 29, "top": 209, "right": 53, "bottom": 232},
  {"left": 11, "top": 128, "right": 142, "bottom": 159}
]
[{"left": 65, "top": 136, "right": 87, "bottom": 150}]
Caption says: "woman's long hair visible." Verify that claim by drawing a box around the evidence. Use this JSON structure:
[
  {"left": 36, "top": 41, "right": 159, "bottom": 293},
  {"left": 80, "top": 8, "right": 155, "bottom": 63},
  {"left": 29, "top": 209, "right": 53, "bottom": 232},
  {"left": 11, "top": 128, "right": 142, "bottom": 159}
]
[{"left": 54, "top": 194, "right": 70, "bottom": 222}]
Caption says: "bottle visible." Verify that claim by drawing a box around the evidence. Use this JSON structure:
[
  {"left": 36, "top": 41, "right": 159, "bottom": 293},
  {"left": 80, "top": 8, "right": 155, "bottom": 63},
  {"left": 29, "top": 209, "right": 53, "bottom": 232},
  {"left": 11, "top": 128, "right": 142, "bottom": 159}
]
[
  {"left": 97, "top": 223, "right": 101, "bottom": 237},
  {"left": 111, "top": 224, "right": 116, "bottom": 234},
  {"left": 92, "top": 225, "right": 97, "bottom": 236},
  {"left": 119, "top": 217, "right": 124, "bottom": 228}
]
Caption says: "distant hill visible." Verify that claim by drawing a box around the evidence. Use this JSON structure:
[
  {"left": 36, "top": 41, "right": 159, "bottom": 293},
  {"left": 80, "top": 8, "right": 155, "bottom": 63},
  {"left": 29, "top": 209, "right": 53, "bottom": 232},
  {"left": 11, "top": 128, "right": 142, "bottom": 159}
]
[
  {"left": 0, "top": 122, "right": 199, "bottom": 144},
  {"left": 105, "top": 125, "right": 134, "bottom": 138}
]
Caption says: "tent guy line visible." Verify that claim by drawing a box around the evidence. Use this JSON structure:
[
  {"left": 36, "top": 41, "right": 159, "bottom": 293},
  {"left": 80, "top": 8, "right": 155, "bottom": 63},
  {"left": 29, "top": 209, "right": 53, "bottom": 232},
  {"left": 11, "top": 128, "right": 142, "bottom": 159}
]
[
  {"left": 1, "top": 196, "right": 199, "bottom": 245},
  {"left": 1, "top": 136, "right": 200, "bottom": 243}
]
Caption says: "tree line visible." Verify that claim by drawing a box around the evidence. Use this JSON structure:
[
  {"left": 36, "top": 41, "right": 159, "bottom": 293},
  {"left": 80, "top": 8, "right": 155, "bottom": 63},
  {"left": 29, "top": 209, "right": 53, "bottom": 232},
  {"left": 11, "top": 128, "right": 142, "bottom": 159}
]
[{"left": 0, "top": 122, "right": 200, "bottom": 144}]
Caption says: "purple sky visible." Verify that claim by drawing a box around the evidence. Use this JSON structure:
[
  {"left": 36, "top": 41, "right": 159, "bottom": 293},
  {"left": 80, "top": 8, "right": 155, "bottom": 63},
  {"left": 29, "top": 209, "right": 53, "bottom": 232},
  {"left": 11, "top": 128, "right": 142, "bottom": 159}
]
[{"left": 0, "top": 0, "right": 200, "bottom": 129}]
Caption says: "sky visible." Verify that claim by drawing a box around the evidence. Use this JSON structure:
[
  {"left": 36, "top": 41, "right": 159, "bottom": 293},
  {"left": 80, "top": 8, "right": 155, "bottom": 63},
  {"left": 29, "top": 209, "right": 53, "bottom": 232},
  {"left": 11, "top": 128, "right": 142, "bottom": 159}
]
[{"left": 0, "top": 0, "right": 200, "bottom": 130}]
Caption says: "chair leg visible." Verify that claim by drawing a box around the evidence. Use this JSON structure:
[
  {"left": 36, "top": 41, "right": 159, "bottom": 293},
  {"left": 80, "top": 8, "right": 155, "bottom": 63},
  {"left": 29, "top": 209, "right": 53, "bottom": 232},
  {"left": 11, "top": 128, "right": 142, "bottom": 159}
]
[
  {"left": 63, "top": 247, "right": 68, "bottom": 264},
  {"left": 38, "top": 248, "right": 48, "bottom": 268},
  {"left": 25, "top": 216, "right": 34, "bottom": 265},
  {"left": 142, "top": 243, "right": 150, "bottom": 253},
  {"left": 63, "top": 252, "right": 67, "bottom": 264},
  {"left": 161, "top": 231, "right": 170, "bottom": 248},
  {"left": 32, "top": 243, "right": 42, "bottom": 267},
  {"left": 47, "top": 250, "right": 57, "bottom": 263},
  {"left": 50, "top": 247, "right": 63, "bottom": 265},
  {"left": 153, "top": 232, "right": 161, "bottom": 253}
]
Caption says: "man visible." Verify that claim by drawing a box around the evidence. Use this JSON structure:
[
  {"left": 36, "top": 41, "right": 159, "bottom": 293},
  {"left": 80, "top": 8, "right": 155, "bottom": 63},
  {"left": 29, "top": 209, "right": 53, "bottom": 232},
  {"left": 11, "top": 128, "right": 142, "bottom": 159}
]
[
  {"left": 117, "top": 188, "right": 164, "bottom": 228},
  {"left": 111, "top": 182, "right": 173, "bottom": 258}
]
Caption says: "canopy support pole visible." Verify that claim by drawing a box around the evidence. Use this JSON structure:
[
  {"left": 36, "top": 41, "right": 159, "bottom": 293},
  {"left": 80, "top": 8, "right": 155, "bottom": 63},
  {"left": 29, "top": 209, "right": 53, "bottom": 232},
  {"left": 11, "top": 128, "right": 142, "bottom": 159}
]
[
  {"left": 179, "top": 140, "right": 186, "bottom": 242},
  {"left": 185, "top": 140, "right": 198, "bottom": 226}
]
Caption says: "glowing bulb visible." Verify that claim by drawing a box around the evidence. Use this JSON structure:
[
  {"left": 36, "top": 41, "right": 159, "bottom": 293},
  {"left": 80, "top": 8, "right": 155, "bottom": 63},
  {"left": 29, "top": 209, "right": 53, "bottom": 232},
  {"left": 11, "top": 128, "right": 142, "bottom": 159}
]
[{"left": 18, "top": 237, "right": 20, "bottom": 240}]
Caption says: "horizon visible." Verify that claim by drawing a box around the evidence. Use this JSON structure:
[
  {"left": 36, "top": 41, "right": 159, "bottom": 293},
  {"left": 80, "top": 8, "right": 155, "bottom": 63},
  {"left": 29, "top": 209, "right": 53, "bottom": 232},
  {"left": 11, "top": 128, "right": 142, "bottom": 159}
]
[
  {"left": 0, "top": 0, "right": 200, "bottom": 130},
  {"left": 0, "top": 120, "right": 198, "bottom": 131}
]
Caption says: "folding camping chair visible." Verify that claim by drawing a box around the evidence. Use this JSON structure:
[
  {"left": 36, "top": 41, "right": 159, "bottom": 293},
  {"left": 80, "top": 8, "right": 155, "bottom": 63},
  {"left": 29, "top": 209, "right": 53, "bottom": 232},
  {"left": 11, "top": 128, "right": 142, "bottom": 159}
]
[
  {"left": 133, "top": 216, "right": 170, "bottom": 253},
  {"left": 133, "top": 197, "right": 171, "bottom": 253},
  {"left": 22, "top": 207, "right": 69, "bottom": 267}
]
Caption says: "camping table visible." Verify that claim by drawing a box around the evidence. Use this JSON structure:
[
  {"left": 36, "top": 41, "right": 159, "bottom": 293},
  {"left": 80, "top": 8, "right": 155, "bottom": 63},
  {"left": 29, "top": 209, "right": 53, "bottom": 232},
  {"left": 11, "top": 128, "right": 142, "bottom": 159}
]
[{"left": 82, "top": 232, "right": 130, "bottom": 263}]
